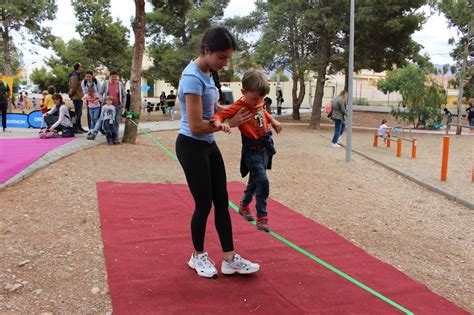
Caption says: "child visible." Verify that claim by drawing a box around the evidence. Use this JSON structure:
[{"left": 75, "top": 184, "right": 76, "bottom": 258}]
[
  {"left": 100, "top": 95, "right": 118, "bottom": 145},
  {"left": 40, "top": 91, "right": 49, "bottom": 114},
  {"left": 212, "top": 69, "right": 282, "bottom": 232},
  {"left": 378, "top": 119, "right": 389, "bottom": 142},
  {"left": 146, "top": 101, "right": 153, "bottom": 121},
  {"left": 32, "top": 97, "right": 37, "bottom": 109},
  {"left": 44, "top": 86, "right": 55, "bottom": 111},
  {"left": 82, "top": 87, "right": 101, "bottom": 135}
]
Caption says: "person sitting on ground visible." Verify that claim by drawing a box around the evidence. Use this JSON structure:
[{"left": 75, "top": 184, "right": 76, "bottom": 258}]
[
  {"left": 211, "top": 69, "right": 282, "bottom": 232},
  {"left": 377, "top": 119, "right": 389, "bottom": 143},
  {"left": 44, "top": 94, "right": 74, "bottom": 138}
]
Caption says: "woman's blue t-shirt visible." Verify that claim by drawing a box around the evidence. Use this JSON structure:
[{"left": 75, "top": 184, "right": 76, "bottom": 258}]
[{"left": 178, "top": 61, "right": 218, "bottom": 143}]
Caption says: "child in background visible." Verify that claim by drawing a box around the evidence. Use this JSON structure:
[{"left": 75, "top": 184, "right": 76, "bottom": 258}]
[
  {"left": 40, "top": 91, "right": 48, "bottom": 114},
  {"left": 32, "top": 97, "right": 37, "bottom": 109},
  {"left": 378, "top": 119, "right": 389, "bottom": 142},
  {"left": 82, "top": 87, "right": 101, "bottom": 136},
  {"left": 44, "top": 86, "right": 55, "bottom": 111},
  {"left": 146, "top": 101, "right": 153, "bottom": 121},
  {"left": 212, "top": 69, "right": 282, "bottom": 232},
  {"left": 100, "top": 95, "right": 118, "bottom": 145}
]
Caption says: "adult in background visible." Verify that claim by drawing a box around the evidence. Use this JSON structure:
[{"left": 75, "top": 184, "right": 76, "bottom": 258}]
[
  {"left": 0, "top": 73, "right": 11, "bottom": 132},
  {"left": 466, "top": 102, "right": 474, "bottom": 127},
  {"left": 99, "top": 70, "right": 126, "bottom": 143},
  {"left": 331, "top": 90, "right": 348, "bottom": 148},
  {"left": 276, "top": 89, "right": 283, "bottom": 115},
  {"left": 68, "top": 62, "right": 85, "bottom": 133},
  {"left": 125, "top": 89, "right": 131, "bottom": 112},
  {"left": 82, "top": 70, "right": 101, "bottom": 130},
  {"left": 166, "top": 90, "right": 177, "bottom": 120},
  {"left": 159, "top": 91, "right": 167, "bottom": 115},
  {"left": 176, "top": 25, "right": 259, "bottom": 279}
]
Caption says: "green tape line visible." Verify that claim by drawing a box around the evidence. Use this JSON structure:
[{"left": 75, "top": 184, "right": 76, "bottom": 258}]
[
  {"left": 126, "top": 111, "right": 141, "bottom": 119},
  {"left": 128, "top": 117, "right": 414, "bottom": 315},
  {"left": 127, "top": 118, "right": 178, "bottom": 162}
]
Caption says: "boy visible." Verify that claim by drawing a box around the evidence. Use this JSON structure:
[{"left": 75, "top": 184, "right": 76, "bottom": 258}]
[
  {"left": 212, "top": 70, "right": 282, "bottom": 232},
  {"left": 100, "top": 96, "right": 119, "bottom": 145}
]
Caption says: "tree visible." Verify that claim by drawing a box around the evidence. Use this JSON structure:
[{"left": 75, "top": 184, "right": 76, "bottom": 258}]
[
  {"left": 430, "top": 0, "right": 473, "bottom": 133},
  {"left": 377, "top": 63, "right": 446, "bottom": 128},
  {"left": 231, "top": 0, "right": 426, "bottom": 126},
  {"left": 123, "top": 0, "right": 146, "bottom": 144},
  {"left": 0, "top": 0, "right": 57, "bottom": 75},
  {"left": 71, "top": 0, "right": 132, "bottom": 80},
  {"left": 145, "top": 0, "right": 230, "bottom": 88},
  {"left": 30, "top": 38, "right": 91, "bottom": 93}
]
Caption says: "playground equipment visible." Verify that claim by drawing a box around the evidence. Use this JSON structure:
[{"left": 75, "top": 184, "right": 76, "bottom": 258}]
[
  {"left": 373, "top": 126, "right": 417, "bottom": 159},
  {"left": 440, "top": 123, "right": 474, "bottom": 182}
]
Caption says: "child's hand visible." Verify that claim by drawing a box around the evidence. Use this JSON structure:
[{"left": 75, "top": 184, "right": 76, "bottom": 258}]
[
  {"left": 271, "top": 119, "right": 282, "bottom": 134},
  {"left": 213, "top": 121, "right": 231, "bottom": 134}
]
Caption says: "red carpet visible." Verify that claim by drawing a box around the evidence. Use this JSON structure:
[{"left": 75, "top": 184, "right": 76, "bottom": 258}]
[
  {"left": 0, "top": 137, "right": 74, "bottom": 184},
  {"left": 97, "top": 182, "right": 468, "bottom": 314}
]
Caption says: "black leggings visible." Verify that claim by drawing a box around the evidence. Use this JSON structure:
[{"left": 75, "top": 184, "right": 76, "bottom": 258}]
[{"left": 176, "top": 134, "right": 234, "bottom": 252}]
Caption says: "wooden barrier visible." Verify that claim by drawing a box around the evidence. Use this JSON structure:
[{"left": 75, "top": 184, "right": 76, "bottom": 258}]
[{"left": 373, "top": 132, "right": 416, "bottom": 158}]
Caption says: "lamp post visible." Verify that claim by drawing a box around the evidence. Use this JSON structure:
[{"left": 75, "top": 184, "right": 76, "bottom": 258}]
[{"left": 346, "top": 0, "right": 355, "bottom": 162}]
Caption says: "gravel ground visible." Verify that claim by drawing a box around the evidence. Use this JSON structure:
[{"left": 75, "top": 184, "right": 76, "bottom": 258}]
[{"left": 0, "top": 123, "right": 473, "bottom": 313}]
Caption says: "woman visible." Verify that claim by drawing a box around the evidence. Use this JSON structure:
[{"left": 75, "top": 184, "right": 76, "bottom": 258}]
[
  {"left": 276, "top": 89, "right": 283, "bottom": 115},
  {"left": 44, "top": 93, "right": 74, "bottom": 137},
  {"left": 331, "top": 90, "right": 348, "bottom": 148},
  {"left": 176, "top": 26, "right": 259, "bottom": 278}
]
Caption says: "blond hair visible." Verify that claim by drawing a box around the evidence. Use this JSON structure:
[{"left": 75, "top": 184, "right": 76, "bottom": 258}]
[{"left": 242, "top": 69, "right": 270, "bottom": 97}]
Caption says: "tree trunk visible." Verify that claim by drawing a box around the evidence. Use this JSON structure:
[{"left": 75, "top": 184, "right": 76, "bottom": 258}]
[
  {"left": 291, "top": 73, "right": 305, "bottom": 120},
  {"left": 309, "top": 35, "right": 331, "bottom": 129},
  {"left": 2, "top": 25, "right": 13, "bottom": 75},
  {"left": 122, "top": 0, "right": 145, "bottom": 144}
]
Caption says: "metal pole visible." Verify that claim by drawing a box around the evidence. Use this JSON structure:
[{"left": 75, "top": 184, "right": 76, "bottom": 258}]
[{"left": 346, "top": 0, "right": 355, "bottom": 162}]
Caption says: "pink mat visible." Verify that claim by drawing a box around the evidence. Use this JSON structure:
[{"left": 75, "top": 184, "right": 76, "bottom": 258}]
[{"left": 0, "top": 138, "right": 74, "bottom": 184}]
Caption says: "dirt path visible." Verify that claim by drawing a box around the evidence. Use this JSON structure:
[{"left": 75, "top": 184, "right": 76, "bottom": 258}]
[{"left": 1, "top": 124, "right": 472, "bottom": 313}]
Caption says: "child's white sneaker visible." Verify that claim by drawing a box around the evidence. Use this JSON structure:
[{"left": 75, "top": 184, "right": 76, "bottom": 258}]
[
  {"left": 188, "top": 252, "right": 218, "bottom": 278},
  {"left": 221, "top": 254, "right": 260, "bottom": 275},
  {"left": 331, "top": 143, "right": 341, "bottom": 148}
]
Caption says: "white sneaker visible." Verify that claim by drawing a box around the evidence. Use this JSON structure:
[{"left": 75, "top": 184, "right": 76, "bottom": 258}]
[
  {"left": 331, "top": 143, "right": 341, "bottom": 148},
  {"left": 337, "top": 136, "right": 342, "bottom": 144},
  {"left": 188, "top": 252, "right": 218, "bottom": 278},
  {"left": 221, "top": 254, "right": 260, "bottom": 275}
]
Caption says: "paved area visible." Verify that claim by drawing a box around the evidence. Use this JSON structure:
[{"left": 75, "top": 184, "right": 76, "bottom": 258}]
[{"left": 0, "top": 120, "right": 181, "bottom": 190}]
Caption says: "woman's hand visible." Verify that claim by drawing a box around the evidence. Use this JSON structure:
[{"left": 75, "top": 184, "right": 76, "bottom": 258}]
[{"left": 228, "top": 107, "right": 252, "bottom": 128}]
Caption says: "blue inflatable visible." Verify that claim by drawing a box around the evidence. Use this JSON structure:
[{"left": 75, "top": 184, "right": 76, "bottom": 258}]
[
  {"left": 0, "top": 113, "right": 29, "bottom": 128},
  {"left": 27, "top": 110, "right": 44, "bottom": 128}
]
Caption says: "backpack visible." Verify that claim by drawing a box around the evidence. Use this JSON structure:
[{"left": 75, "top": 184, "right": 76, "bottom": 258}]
[
  {"left": 324, "top": 100, "right": 333, "bottom": 113},
  {"left": 325, "top": 100, "right": 334, "bottom": 119}
]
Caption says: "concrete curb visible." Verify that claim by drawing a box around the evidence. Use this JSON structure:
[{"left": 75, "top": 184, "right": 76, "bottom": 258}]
[
  {"left": 0, "top": 122, "right": 180, "bottom": 191},
  {"left": 317, "top": 132, "right": 474, "bottom": 210}
]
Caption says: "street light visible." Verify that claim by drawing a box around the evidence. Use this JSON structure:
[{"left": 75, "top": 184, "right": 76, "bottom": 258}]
[{"left": 346, "top": 0, "right": 355, "bottom": 162}]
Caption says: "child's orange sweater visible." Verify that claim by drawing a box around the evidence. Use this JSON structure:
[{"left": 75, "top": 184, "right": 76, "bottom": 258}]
[{"left": 212, "top": 97, "right": 273, "bottom": 140}]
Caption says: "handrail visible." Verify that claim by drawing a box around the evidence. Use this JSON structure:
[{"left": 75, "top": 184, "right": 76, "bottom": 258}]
[{"left": 446, "top": 123, "right": 472, "bottom": 135}]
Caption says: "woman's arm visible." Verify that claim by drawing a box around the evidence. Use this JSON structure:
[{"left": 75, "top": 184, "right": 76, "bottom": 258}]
[
  {"left": 50, "top": 106, "right": 66, "bottom": 130},
  {"left": 186, "top": 93, "right": 220, "bottom": 134}
]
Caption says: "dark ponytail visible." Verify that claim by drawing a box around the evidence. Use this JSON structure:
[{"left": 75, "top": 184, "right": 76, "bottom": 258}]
[
  {"left": 211, "top": 70, "right": 224, "bottom": 103},
  {"left": 200, "top": 26, "right": 237, "bottom": 103}
]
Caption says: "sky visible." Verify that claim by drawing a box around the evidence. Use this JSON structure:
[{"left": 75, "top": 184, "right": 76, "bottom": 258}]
[{"left": 19, "top": 1, "right": 459, "bottom": 71}]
